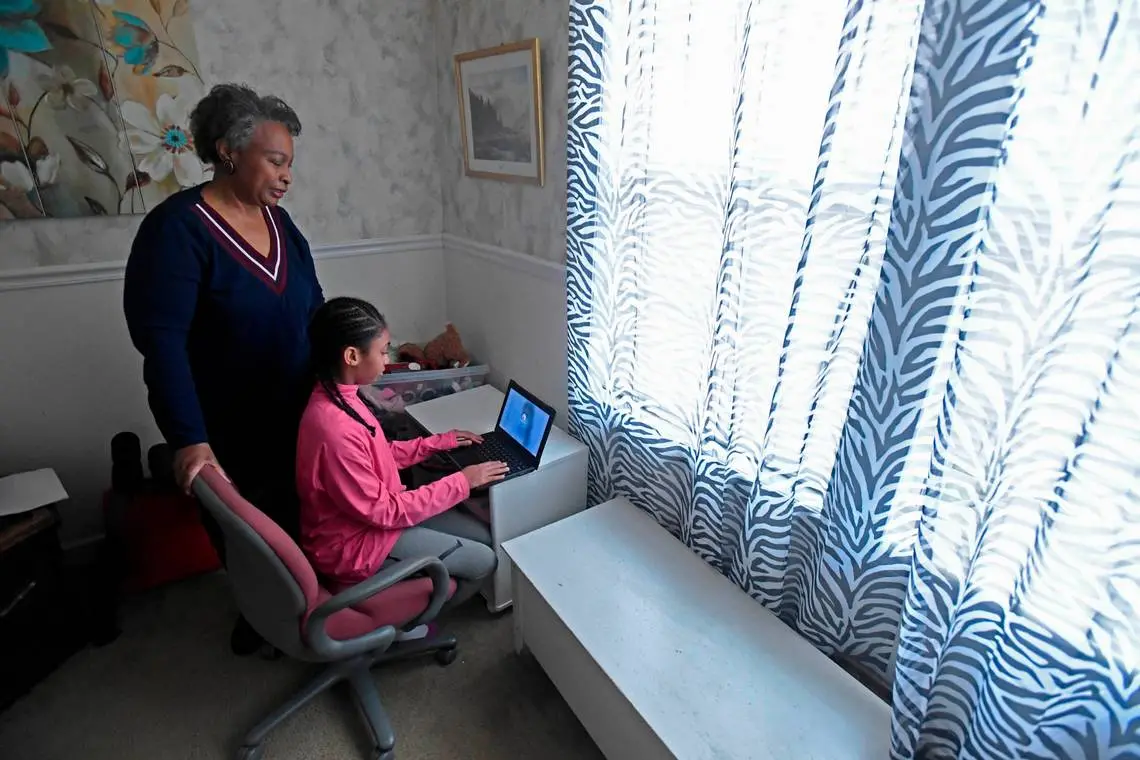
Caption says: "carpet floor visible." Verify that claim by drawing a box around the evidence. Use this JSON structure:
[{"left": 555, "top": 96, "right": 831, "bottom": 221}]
[{"left": 0, "top": 572, "right": 604, "bottom": 760}]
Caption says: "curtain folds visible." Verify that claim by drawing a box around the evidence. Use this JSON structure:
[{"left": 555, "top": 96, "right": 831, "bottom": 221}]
[{"left": 566, "top": 0, "right": 1140, "bottom": 757}]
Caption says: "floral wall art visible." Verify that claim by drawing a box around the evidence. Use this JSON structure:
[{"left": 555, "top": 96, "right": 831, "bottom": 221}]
[{"left": 0, "top": 0, "right": 206, "bottom": 221}]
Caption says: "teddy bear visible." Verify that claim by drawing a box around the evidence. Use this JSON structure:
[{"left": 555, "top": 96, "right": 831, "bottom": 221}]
[
  {"left": 397, "top": 342, "right": 428, "bottom": 366},
  {"left": 423, "top": 323, "right": 471, "bottom": 369}
]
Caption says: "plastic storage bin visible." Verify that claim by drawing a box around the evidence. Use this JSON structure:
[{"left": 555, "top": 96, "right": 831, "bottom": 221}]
[{"left": 370, "top": 364, "right": 490, "bottom": 410}]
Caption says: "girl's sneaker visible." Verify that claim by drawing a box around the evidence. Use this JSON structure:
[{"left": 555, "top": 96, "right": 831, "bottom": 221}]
[{"left": 396, "top": 622, "right": 438, "bottom": 642}]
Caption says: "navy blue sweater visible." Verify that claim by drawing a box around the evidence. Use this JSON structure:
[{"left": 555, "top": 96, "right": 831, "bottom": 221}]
[{"left": 124, "top": 186, "right": 324, "bottom": 482}]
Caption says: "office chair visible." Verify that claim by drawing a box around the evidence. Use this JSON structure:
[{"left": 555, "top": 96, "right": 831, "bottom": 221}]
[{"left": 192, "top": 467, "right": 459, "bottom": 760}]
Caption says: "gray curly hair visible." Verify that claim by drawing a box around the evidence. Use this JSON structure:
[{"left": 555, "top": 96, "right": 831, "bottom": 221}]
[{"left": 189, "top": 83, "right": 301, "bottom": 166}]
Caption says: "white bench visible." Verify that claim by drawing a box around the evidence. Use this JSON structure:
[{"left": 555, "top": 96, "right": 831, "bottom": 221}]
[{"left": 502, "top": 497, "right": 890, "bottom": 760}]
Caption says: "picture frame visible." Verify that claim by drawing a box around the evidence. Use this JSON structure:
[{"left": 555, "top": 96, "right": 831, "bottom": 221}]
[{"left": 454, "top": 38, "right": 545, "bottom": 186}]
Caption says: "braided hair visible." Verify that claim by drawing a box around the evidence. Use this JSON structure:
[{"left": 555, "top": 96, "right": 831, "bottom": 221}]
[{"left": 308, "top": 296, "right": 388, "bottom": 437}]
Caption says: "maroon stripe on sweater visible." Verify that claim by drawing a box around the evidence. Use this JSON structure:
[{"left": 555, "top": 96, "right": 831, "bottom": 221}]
[{"left": 192, "top": 202, "right": 287, "bottom": 295}]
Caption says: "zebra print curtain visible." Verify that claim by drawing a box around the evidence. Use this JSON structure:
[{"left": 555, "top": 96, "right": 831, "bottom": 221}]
[{"left": 566, "top": 0, "right": 1140, "bottom": 757}]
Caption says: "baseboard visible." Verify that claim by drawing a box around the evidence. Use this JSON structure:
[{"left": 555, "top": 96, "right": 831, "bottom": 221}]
[
  {"left": 442, "top": 234, "right": 565, "bottom": 284},
  {"left": 62, "top": 533, "right": 106, "bottom": 567},
  {"left": 61, "top": 531, "right": 105, "bottom": 553},
  {"left": 0, "top": 234, "right": 442, "bottom": 293}
]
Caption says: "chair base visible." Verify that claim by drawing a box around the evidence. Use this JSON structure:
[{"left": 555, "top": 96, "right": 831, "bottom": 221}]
[{"left": 235, "top": 632, "right": 458, "bottom": 760}]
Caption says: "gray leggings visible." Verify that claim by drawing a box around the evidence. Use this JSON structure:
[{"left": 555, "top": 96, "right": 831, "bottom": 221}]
[{"left": 388, "top": 507, "right": 497, "bottom": 610}]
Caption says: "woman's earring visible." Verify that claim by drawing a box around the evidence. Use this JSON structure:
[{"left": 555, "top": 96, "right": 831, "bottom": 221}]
[{"left": 223, "top": 158, "right": 236, "bottom": 175}]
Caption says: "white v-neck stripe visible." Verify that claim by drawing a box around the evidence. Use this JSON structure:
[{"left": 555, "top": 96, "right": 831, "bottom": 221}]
[
  {"left": 267, "top": 206, "right": 282, "bottom": 267},
  {"left": 195, "top": 202, "right": 280, "bottom": 280}
]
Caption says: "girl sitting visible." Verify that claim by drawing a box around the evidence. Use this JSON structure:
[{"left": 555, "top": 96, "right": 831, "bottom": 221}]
[{"left": 296, "top": 296, "right": 506, "bottom": 611}]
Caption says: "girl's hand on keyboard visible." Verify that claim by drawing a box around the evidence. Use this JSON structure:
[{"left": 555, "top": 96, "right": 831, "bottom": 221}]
[
  {"left": 463, "top": 461, "right": 510, "bottom": 488},
  {"left": 451, "top": 430, "right": 484, "bottom": 447}
]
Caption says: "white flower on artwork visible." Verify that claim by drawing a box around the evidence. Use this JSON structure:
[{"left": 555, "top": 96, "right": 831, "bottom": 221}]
[
  {"left": 0, "top": 161, "right": 35, "bottom": 192},
  {"left": 35, "top": 153, "right": 60, "bottom": 186},
  {"left": 0, "top": 153, "right": 60, "bottom": 191},
  {"left": 35, "top": 66, "right": 99, "bottom": 111},
  {"left": 121, "top": 90, "right": 205, "bottom": 187}
]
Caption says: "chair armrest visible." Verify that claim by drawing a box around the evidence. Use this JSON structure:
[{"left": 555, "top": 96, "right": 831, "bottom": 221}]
[{"left": 306, "top": 556, "right": 451, "bottom": 659}]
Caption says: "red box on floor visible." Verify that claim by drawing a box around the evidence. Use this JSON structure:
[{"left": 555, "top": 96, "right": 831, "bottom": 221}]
[{"left": 103, "top": 489, "right": 221, "bottom": 593}]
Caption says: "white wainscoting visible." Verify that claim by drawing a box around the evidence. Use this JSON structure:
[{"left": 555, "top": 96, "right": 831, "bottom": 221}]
[
  {"left": 442, "top": 234, "right": 568, "bottom": 424},
  {"left": 0, "top": 233, "right": 566, "bottom": 547},
  {"left": 0, "top": 236, "right": 447, "bottom": 546}
]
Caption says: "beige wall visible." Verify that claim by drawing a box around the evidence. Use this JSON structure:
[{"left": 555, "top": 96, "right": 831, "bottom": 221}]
[
  {"left": 1, "top": 0, "right": 444, "bottom": 271},
  {"left": 436, "top": 0, "right": 571, "bottom": 438},
  {"left": 436, "top": 0, "right": 570, "bottom": 264}
]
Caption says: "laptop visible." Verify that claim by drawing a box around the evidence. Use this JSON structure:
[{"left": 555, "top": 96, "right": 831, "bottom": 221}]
[{"left": 445, "top": 381, "right": 557, "bottom": 484}]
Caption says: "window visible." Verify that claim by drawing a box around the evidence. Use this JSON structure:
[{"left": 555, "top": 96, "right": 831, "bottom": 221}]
[{"left": 596, "top": 0, "right": 925, "bottom": 488}]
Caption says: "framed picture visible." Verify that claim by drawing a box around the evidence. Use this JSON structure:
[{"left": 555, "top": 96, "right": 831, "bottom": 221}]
[{"left": 454, "top": 39, "right": 544, "bottom": 185}]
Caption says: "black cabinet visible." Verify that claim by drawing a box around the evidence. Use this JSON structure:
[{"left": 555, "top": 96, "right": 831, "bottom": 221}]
[{"left": 0, "top": 507, "right": 93, "bottom": 712}]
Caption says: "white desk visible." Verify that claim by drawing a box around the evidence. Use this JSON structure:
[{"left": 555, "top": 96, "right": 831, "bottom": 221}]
[{"left": 407, "top": 385, "right": 589, "bottom": 612}]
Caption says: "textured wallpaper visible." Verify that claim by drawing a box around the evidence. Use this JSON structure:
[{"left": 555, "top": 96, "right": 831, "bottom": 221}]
[
  {"left": 1, "top": 0, "right": 443, "bottom": 270},
  {"left": 436, "top": 0, "right": 569, "bottom": 264}
]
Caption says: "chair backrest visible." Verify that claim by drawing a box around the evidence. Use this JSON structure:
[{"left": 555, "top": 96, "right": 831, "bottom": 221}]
[{"left": 192, "top": 467, "right": 317, "bottom": 660}]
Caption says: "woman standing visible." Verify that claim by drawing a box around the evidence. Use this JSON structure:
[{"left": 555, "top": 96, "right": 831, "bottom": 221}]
[{"left": 123, "top": 83, "right": 324, "bottom": 653}]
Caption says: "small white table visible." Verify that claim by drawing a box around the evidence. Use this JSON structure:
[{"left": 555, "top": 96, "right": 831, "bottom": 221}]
[{"left": 407, "top": 385, "right": 589, "bottom": 612}]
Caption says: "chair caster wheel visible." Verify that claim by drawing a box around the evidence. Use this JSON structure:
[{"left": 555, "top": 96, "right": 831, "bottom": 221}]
[
  {"left": 237, "top": 745, "right": 263, "bottom": 760},
  {"left": 435, "top": 647, "right": 457, "bottom": 666}
]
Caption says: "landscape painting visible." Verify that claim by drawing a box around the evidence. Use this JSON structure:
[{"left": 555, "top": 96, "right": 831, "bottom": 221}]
[
  {"left": 0, "top": 0, "right": 207, "bottom": 221},
  {"left": 454, "top": 38, "right": 544, "bottom": 185}
]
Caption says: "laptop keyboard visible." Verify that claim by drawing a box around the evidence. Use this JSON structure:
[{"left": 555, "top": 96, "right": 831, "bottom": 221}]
[{"left": 468, "top": 435, "right": 531, "bottom": 472}]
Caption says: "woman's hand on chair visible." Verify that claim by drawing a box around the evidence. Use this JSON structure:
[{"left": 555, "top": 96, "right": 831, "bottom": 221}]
[
  {"left": 174, "top": 443, "right": 226, "bottom": 493},
  {"left": 451, "top": 430, "right": 484, "bottom": 447},
  {"left": 462, "top": 461, "right": 509, "bottom": 489}
]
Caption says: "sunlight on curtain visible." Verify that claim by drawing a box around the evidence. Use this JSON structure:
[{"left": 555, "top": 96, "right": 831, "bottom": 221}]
[
  {"left": 919, "top": 1, "right": 1140, "bottom": 611},
  {"left": 568, "top": 0, "right": 1140, "bottom": 756},
  {"left": 889, "top": 2, "right": 1140, "bottom": 756},
  {"left": 582, "top": 0, "right": 925, "bottom": 501}
]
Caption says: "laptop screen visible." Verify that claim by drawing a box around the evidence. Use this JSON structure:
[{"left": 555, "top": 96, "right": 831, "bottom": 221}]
[{"left": 498, "top": 387, "right": 553, "bottom": 457}]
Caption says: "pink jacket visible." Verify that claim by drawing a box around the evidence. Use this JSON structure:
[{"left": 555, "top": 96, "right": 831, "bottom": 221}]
[{"left": 296, "top": 384, "right": 470, "bottom": 584}]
